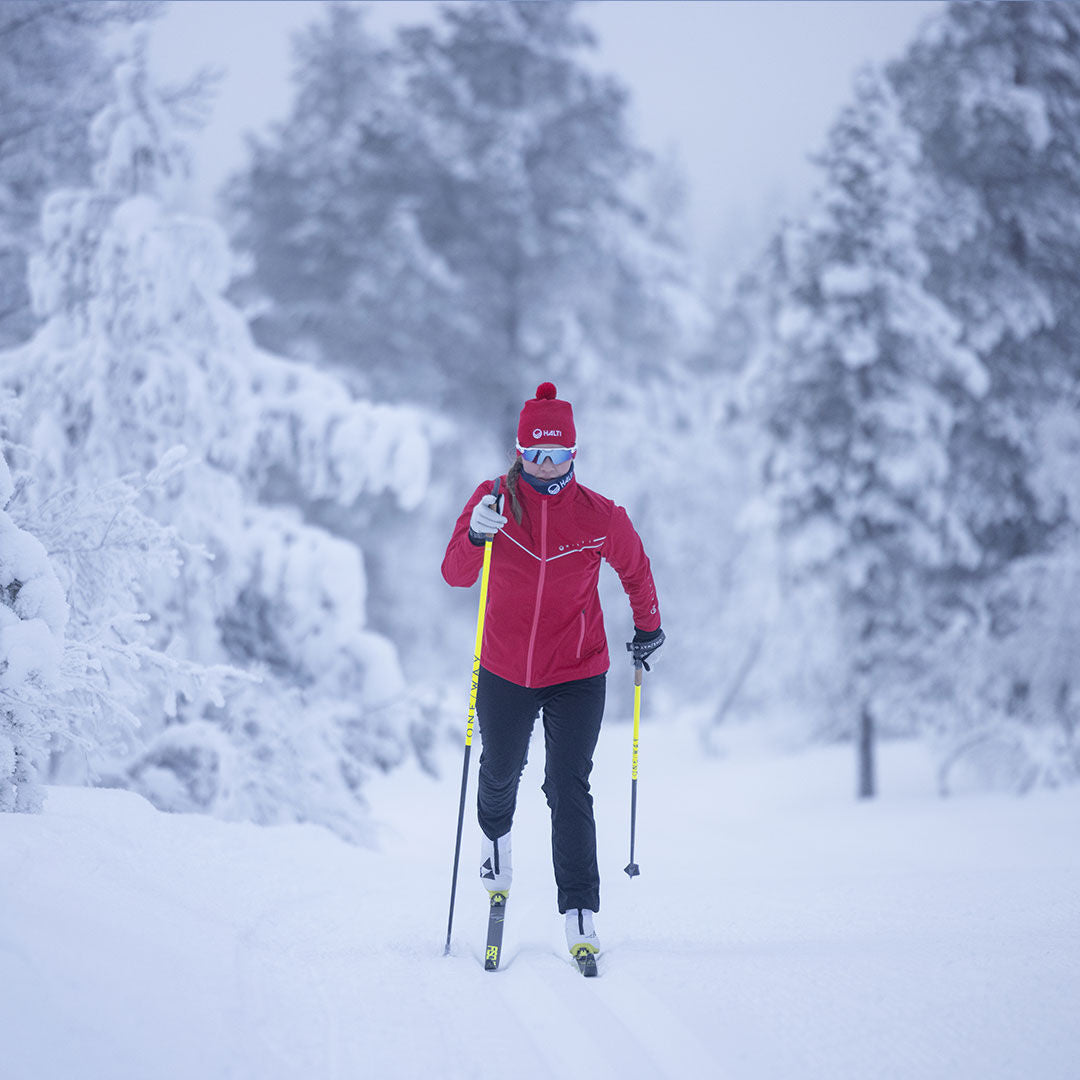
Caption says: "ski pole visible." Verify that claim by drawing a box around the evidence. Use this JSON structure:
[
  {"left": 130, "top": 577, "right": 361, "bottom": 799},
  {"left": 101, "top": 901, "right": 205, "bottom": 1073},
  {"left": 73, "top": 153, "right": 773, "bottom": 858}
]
[
  {"left": 444, "top": 480, "right": 500, "bottom": 956},
  {"left": 624, "top": 657, "right": 643, "bottom": 878}
]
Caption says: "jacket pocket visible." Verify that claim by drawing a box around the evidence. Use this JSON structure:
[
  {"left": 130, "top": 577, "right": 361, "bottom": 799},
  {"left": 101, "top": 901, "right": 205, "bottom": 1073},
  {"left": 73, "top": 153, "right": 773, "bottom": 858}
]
[{"left": 575, "top": 609, "right": 586, "bottom": 659}]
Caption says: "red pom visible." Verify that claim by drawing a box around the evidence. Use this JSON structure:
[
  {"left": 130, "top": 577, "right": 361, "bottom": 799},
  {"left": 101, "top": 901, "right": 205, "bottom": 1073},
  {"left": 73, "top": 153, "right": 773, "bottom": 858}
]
[{"left": 536, "top": 382, "right": 557, "bottom": 400}]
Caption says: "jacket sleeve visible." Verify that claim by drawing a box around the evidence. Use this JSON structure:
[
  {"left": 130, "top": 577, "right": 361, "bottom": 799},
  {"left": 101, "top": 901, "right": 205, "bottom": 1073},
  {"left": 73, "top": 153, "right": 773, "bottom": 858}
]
[
  {"left": 441, "top": 481, "right": 492, "bottom": 587},
  {"left": 602, "top": 504, "right": 661, "bottom": 632}
]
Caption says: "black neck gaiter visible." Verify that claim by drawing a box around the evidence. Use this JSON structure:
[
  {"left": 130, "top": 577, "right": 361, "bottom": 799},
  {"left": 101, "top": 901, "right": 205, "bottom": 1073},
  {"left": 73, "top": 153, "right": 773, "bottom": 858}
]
[{"left": 521, "top": 462, "right": 574, "bottom": 496}]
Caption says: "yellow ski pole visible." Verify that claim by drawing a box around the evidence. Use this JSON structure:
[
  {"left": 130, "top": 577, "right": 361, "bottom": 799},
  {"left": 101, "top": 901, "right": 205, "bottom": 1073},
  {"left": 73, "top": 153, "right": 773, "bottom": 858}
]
[
  {"left": 624, "top": 658, "right": 644, "bottom": 878},
  {"left": 444, "top": 480, "right": 500, "bottom": 955}
]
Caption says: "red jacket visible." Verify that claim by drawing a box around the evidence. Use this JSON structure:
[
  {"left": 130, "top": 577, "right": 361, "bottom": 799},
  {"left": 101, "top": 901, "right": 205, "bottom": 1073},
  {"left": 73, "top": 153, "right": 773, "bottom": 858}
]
[{"left": 441, "top": 472, "right": 660, "bottom": 688}]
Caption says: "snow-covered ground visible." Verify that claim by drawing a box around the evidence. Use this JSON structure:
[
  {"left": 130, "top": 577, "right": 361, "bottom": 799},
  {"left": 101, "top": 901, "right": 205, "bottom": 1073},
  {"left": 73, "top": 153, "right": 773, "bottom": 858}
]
[{"left": 2, "top": 716, "right": 1077, "bottom": 1080}]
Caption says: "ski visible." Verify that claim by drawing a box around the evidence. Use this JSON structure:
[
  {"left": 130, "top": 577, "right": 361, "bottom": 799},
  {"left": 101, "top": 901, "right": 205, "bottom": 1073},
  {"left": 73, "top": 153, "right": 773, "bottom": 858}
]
[
  {"left": 573, "top": 945, "right": 598, "bottom": 978},
  {"left": 484, "top": 891, "right": 508, "bottom": 971}
]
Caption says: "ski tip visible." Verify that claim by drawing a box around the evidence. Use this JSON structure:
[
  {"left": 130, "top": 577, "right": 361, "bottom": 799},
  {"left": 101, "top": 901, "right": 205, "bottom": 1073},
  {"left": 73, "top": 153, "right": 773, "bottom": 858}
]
[{"left": 624, "top": 862, "right": 640, "bottom": 878}]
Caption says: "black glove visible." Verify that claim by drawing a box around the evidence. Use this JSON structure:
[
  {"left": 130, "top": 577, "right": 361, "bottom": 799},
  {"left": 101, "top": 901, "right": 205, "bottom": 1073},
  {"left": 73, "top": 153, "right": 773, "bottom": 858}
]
[{"left": 626, "top": 626, "right": 665, "bottom": 671}]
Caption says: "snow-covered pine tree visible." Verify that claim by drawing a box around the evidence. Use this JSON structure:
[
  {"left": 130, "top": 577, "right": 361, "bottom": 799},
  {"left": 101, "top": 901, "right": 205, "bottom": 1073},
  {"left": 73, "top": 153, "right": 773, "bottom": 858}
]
[
  {"left": 887, "top": 0, "right": 1080, "bottom": 786},
  {"left": 229, "top": 0, "right": 698, "bottom": 434},
  {"left": 756, "top": 67, "right": 988, "bottom": 797},
  {"left": 1, "top": 47, "right": 433, "bottom": 840},
  {"left": 0, "top": 0, "right": 154, "bottom": 349},
  {"left": 893, "top": 1, "right": 1062, "bottom": 568},
  {"left": 225, "top": 2, "right": 462, "bottom": 409},
  {"left": 399, "top": 0, "right": 696, "bottom": 435}
]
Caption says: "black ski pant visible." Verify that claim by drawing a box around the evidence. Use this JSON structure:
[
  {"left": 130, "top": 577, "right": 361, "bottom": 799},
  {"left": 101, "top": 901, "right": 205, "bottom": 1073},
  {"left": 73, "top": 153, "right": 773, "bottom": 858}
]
[{"left": 475, "top": 666, "right": 606, "bottom": 914}]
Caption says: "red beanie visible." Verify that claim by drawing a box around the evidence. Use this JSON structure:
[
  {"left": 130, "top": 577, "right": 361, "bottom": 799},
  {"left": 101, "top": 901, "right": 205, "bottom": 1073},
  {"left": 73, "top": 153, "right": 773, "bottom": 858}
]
[{"left": 517, "top": 382, "right": 576, "bottom": 449}]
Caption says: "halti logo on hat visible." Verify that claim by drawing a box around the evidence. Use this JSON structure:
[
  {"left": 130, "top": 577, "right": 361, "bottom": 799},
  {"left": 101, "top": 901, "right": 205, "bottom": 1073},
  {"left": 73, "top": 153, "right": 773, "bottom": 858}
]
[{"left": 533, "top": 429, "right": 561, "bottom": 438}]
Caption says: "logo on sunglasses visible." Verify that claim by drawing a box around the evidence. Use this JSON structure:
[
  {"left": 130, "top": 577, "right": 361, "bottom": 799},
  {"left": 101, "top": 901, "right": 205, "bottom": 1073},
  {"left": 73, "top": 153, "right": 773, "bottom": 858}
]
[{"left": 532, "top": 429, "right": 561, "bottom": 439}]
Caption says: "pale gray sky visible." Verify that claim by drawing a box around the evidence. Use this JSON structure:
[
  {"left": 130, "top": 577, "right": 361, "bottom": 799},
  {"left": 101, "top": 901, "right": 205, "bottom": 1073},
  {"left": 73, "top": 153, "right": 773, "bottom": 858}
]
[{"left": 146, "top": 0, "right": 942, "bottom": 271}]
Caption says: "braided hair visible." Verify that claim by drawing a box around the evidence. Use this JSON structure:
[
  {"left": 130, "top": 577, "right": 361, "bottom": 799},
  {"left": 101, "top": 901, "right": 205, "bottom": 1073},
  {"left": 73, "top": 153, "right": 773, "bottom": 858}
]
[{"left": 505, "top": 456, "right": 525, "bottom": 525}]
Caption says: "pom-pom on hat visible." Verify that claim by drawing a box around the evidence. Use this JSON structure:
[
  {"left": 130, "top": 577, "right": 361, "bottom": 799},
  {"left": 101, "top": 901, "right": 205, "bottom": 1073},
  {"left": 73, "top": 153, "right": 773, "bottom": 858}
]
[{"left": 517, "top": 382, "right": 576, "bottom": 449}]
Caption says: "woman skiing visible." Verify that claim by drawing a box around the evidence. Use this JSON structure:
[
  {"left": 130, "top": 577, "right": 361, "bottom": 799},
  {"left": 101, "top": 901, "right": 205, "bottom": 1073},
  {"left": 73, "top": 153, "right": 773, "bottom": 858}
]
[{"left": 441, "top": 382, "right": 664, "bottom": 966}]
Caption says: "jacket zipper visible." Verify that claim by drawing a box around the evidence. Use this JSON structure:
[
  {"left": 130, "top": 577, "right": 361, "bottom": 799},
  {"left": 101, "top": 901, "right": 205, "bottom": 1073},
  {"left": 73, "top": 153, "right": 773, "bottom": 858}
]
[
  {"left": 524, "top": 499, "right": 548, "bottom": 688},
  {"left": 575, "top": 609, "right": 586, "bottom": 659}
]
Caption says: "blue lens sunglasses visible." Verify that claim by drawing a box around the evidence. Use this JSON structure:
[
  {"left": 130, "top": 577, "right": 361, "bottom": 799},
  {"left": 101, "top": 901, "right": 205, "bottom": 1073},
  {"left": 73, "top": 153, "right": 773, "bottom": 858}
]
[{"left": 517, "top": 443, "right": 577, "bottom": 465}]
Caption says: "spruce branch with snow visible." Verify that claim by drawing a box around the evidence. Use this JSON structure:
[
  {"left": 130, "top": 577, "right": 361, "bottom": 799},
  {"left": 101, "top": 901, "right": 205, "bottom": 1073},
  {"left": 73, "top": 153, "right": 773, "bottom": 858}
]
[{"left": 0, "top": 449, "right": 68, "bottom": 811}]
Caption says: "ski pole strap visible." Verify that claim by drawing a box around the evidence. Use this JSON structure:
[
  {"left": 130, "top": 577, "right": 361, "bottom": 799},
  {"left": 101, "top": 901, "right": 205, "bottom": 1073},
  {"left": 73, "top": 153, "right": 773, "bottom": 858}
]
[
  {"left": 626, "top": 627, "right": 664, "bottom": 672},
  {"left": 482, "top": 476, "right": 502, "bottom": 539}
]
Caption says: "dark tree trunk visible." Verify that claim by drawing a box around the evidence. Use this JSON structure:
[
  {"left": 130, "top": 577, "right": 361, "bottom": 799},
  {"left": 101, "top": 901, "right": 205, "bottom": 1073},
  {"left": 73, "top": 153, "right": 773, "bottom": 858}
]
[{"left": 858, "top": 703, "right": 876, "bottom": 799}]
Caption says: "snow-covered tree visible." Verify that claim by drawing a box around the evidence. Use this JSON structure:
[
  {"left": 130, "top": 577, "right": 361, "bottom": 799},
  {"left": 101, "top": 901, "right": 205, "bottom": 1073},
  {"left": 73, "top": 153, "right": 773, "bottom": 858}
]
[
  {"left": 229, "top": 0, "right": 697, "bottom": 433},
  {"left": 225, "top": 2, "right": 463, "bottom": 409},
  {"left": 722, "top": 3, "right": 1080, "bottom": 792},
  {"left": 752, "top": 68, "right": 988, "bottom": 796},
  {"left": 882, "top": 1, "right": 1080, "bottom": 786},
  {"left": 399, "top": 0, "right": 695, "bottom": 433},
  {"left": 0, "top": 0, "right": 154, "bottom": 349},
  {"left": 1, "top": 49, "right": 434, "bottom": 840},
  {"left": 892, "top": 2, "right": 1072, "bottom": 567},
  {"left": 0, "top": 447, "right": 68, "bottom": 811},
  {"left": 2, "top": 429, "right": 246, "bottom": 790}
]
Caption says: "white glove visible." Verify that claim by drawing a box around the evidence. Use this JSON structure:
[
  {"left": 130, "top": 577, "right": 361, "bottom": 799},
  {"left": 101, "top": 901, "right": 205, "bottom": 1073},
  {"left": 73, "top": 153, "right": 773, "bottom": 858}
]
[{"left": 470, "top": 494, "right": 506, "bottom": 537}]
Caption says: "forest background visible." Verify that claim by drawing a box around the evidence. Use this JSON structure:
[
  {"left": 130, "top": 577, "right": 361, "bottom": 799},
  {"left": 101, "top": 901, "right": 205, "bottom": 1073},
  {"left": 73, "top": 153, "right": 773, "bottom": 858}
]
[{"left": 2, "top": 0, "right": 1079, "bottom": 840}]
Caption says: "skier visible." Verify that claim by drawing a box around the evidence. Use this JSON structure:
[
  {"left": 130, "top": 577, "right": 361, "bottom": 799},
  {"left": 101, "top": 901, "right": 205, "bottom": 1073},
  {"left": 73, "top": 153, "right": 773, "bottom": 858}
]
[{"left": 441, "top": 383, "right": 664, "bottom": 969}]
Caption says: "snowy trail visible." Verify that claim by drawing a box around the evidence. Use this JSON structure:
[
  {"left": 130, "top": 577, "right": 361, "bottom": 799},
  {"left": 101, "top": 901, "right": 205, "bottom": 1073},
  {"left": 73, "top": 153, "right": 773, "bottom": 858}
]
[{"left": 2, "top": 719, "right": 1079, "bottom": 1080}]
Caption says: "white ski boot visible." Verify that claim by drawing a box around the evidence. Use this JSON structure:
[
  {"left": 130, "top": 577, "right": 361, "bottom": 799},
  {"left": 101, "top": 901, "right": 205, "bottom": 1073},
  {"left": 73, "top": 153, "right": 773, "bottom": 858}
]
[
  {"left": 480, "top": 831, "right": 512, "bottom": 894},
  {"left": 565, "top": 908, "right": 599, "bottom": 976},
  {"left": 565, "top": 908, "right": 600, "bottom": 955}
]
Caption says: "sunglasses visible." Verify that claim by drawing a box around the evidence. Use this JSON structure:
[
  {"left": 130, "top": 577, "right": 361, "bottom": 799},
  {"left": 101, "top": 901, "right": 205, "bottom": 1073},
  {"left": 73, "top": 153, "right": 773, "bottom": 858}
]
[{"left": 517, "top": 444, "right": 577, "bottom": 465}]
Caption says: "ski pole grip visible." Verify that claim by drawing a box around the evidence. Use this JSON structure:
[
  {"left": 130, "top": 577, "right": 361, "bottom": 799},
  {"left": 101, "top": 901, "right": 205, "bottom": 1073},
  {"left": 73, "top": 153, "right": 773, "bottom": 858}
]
[{"left": 484, "top": 477, "right": 502, "bottom": 541}]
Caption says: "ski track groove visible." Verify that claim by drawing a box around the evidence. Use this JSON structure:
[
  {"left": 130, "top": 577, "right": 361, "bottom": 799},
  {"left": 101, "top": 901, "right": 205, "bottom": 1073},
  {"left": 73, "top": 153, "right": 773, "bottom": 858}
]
[
  {"left": 591, "top": 953, "right": 719, "bottom": 1078},
  {"left": 492, "top": 949, "right": 667, "bottom": 1080},
  {"left": 228, "top": 889, "right": 357, "bottom": 1080}
]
